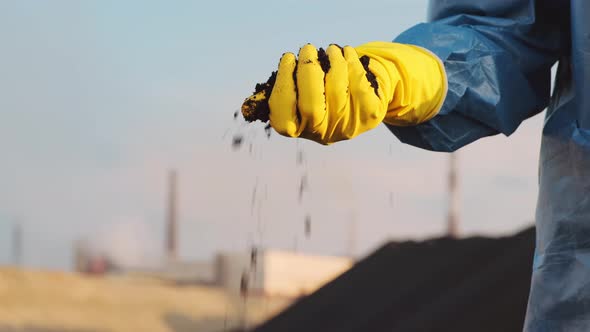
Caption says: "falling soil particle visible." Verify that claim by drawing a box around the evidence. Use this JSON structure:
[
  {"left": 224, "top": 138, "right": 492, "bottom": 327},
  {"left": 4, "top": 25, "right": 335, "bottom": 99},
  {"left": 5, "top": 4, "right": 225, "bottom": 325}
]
[
  {"left": 232, "top": 135, "right": 244, "bottom": 149},
  {"left": 240, "top": 271, "right": 249, "bottom": 297},
  {"left": 298, "top": 174, "right": 308, "bottom": 203},
  {"left": 250, "top": 184, "right": 257, "bottom": 214},
  {"left": 250, "top": 247, "right": 258, "bottom": 269},
  {"left": 234, "top": 110, "right": 239, "bottom": 119},
  {"left": 304, "top": 215, "right": 311, "bottom": 238},
  {"left": 360, "top": 55, "right": 379, "bottom": 96},
  {"left": 264, "top": 123, "right": 272, "bottom": 138},
  {"left": 296, "top": 149, "right": 305, "bottom": 166}
]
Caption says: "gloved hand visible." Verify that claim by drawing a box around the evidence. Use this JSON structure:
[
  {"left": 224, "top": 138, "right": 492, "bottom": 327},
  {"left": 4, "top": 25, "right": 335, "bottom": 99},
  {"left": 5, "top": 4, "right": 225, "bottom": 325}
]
[{"left": 242, "top": 42, "right": 447, "bottom": 144}]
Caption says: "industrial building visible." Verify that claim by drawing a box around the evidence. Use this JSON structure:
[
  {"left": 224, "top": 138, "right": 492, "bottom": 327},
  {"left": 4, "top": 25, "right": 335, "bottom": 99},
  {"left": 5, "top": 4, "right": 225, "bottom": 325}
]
[{"left": 216, "top": 249, "right": 352, "bottom": 297}]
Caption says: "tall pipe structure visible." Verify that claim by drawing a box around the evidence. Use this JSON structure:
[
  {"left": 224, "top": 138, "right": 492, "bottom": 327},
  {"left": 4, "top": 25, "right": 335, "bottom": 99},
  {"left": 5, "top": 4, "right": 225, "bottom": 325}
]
[
  {"left": 447, "top": 153, "right": 460, "bottom": 238},
  {"left": 166, "top": 170, "right": 178, "bottom": 260},
  {"left": 12, "top": 221, "right": 22, "bottom": 266}
]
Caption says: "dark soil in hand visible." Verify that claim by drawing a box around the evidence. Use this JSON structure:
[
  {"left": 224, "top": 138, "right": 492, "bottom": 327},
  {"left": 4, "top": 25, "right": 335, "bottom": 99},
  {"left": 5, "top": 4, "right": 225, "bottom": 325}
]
[
  {"left": 243, "top": 47, "right": 378, "bottom": 125},
  {"left": 242, "top": 71, "right": 277, "bottom": 123},
  {"left": 360, "top": 55, "right": 379, "bottom": 96},
  {"left": 317, "top": 48, "right": 330, "bottom": 73}
]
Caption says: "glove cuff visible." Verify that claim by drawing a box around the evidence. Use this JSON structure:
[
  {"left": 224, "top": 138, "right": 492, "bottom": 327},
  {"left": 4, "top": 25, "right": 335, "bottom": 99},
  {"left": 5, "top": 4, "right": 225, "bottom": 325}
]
[
  {"left": 355, "top": 42, "right": 447, "bottom": 127},
  {"left": 388, "top": 45, "right": 447, "bottom": 126}
]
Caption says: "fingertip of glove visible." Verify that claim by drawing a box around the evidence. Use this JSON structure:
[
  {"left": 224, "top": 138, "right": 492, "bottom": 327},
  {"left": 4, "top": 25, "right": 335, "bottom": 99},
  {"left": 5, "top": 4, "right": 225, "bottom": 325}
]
[
  {"left": 328, "top": 44, "right": 344, "bottom": 55},
  {"left": 299, "top": 44, "right": 318, "bottom": 58},
  {"left": 279, "top": 52, "right": 297, "bottom": 65},
  {"left": 342, "top": 45, "right": 358, "bottom": 59}
]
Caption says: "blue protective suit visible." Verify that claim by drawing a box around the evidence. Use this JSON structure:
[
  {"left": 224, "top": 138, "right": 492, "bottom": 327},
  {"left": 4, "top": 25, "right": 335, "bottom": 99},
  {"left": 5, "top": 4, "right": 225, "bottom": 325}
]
[{"left": 391, "top": 1, "right": 590, "bottom": 330}]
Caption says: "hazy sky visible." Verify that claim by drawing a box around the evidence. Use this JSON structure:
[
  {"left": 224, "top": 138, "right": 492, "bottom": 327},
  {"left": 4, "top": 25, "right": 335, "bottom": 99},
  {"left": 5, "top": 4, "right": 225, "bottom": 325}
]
[{"left": 0, "top": 0, "right": 544, "bottom": 270}]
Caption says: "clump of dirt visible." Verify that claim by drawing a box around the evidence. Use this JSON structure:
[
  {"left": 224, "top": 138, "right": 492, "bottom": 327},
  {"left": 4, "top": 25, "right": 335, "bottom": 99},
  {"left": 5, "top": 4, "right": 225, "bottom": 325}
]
[
  {"left": 264, "top": 123, "right": 272, "bottom": 138},
  {"left": 241, "top": 71, "right": 277, "bottom": 123},
  {"left": 317, "top": 47, "right": 330, "bottom": 73},
  {"left": 254, "top": 71, "right": 277, "bottom": 96},
  {"left": 360, "top": 55, "right": 379, "bottom": 96}
]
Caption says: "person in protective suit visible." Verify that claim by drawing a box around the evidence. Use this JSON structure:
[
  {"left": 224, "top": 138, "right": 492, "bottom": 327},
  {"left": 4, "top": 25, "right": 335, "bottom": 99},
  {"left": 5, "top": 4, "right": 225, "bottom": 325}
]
[{"left": 242, "top": 1, "right": 589, "bottom": 330}]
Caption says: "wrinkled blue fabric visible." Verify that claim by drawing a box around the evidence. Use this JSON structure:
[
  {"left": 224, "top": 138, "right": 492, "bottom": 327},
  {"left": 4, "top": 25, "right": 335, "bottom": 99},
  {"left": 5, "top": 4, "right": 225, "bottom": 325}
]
[{"left": 390, "top": 1, "right": 590, "bottom": 330}]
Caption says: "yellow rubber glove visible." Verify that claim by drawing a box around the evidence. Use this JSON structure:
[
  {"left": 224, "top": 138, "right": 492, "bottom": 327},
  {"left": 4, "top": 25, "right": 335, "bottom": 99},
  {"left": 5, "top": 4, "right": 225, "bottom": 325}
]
[{"left": 241, "top": 42, "right": 447, "bottom": 145}]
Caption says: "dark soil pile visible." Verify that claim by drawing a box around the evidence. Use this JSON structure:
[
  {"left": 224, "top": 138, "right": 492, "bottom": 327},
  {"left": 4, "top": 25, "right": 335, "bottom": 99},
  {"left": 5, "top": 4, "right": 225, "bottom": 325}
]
[{"left": 249, "top": 227, "right": 535, "bottom": 332}]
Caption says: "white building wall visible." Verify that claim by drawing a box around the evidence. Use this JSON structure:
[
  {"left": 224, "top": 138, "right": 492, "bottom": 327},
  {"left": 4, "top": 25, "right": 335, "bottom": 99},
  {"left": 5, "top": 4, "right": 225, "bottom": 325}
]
[
  {"left": 215, "top": 252, "right": 263, "bottom": 294},
  {"left": 262, "top": 251, "right": 353, "bottom": 298},
  {"left": 215, "top": 250, "right": 353, "bottom": 298}
]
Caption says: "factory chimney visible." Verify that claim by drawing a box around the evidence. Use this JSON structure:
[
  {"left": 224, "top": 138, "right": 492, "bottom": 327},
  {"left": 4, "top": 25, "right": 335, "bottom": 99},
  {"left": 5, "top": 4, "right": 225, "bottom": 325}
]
[
  {"left": 447, "top": 153, "right": 460, "bottom": 238},
  {"left": 166, "top": 170, "right": 178, "bottom": 261},
  {"left": 12, "top": 220, "right": 22, "bottom": 266}
]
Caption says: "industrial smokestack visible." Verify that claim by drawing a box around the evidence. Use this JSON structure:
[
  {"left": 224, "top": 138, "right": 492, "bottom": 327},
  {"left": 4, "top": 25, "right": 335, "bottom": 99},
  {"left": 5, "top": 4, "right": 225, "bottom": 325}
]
[
  {"left": 447, "top": 153, "right": 460, "bottom": 238},
  {"left": 166, "top": 170, "right": 178, "bottom": 261},
  {"left": 12, "top": 220, "right": 22, "bottom": 266}
]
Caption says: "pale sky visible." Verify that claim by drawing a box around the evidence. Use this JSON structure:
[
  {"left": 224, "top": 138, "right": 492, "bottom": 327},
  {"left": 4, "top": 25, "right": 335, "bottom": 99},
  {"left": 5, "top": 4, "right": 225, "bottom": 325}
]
[{"left": 0, "top": 0, "right": 544, "bottom": 270}]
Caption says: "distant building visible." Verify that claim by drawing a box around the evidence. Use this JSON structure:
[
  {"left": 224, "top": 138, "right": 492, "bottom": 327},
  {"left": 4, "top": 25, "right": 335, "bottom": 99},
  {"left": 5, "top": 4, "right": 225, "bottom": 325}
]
[
  {"left": 216, "top": 249, "right": 353, "bottom": 298},
  {"left": 157, "top": 259, "right": 216, "bottom": 285},
  {"left": 73, "top": 240, "right": 117, "bottom": 275},
  {"left": 73, "top": 239, "right": 353, "bottom": 297}
]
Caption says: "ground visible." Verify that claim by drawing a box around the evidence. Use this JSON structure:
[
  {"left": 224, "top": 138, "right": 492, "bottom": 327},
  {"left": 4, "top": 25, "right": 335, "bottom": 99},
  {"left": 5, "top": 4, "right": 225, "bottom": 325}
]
[{"left": 0, "top": 268, "right": 289, "bottom": 332}]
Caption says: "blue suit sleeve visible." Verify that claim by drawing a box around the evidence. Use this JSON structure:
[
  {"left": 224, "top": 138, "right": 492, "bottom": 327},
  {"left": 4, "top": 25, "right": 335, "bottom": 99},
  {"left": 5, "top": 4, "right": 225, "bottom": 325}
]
[{"left": 388, "top": 0, "right": 563, "bottom": 152}]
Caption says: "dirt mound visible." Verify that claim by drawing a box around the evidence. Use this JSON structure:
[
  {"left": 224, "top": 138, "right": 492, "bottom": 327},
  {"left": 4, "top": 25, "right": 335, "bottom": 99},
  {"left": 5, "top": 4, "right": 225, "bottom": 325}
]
[{"left": 252, "top": 227, "right": 535, "bottom": 332}]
